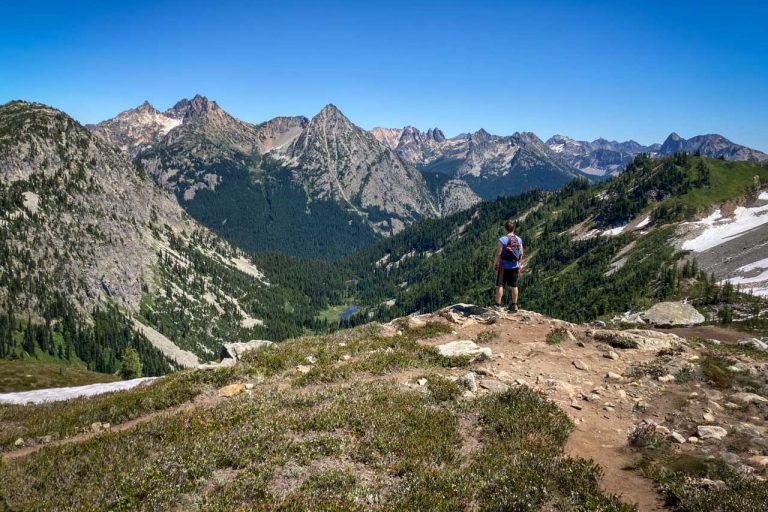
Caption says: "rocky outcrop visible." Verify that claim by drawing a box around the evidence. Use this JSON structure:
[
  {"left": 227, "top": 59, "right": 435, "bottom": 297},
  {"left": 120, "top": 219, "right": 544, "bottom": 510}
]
[
  {"left": 435, "top": 340, "right": 492, "bottom": 362},
  {"left": 221, "top": 340, "right": 275, "bottom": 360},
  {"left": 640, "top": 302, "right": 705, "bottom": 327},
  {"left": 589, "top": 329, "right": 684, "bottom": 351}
]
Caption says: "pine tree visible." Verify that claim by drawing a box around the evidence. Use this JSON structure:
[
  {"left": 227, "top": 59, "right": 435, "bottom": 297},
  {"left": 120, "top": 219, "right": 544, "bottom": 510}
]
[{"left": 119, "top": 347, "right": 142, "bottom": 380}]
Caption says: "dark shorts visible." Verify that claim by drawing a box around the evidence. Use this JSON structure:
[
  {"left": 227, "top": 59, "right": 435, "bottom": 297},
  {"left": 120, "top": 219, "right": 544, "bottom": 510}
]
[{"left": 496, "top": 268, "right": 520, "bottom": 287}]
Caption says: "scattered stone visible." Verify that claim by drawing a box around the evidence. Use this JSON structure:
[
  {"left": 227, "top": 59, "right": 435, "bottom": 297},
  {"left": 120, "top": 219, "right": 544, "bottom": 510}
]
[
  {"left": 102, "top": 423, "right": 111, "bottom": 430},
  {"left": 731, "top": 392, "right": 768, "bottom": 405},
  {"left": 604, "top": 351, "right": 620, "bottom": 360},
  {"left": 341, "top": 354, "right": 352, "bottom": 361},
  {"left": 658, "top": 374, "right": 676, "bottom": 383},
  {"left": 513, "top": 378, "right": 528, "bottom": 386},
  {"left": 573, "top": 360, "right": 589, "bottom": 371},
  {"left": 747, "top": 455, "right": 768, "bottom": 468},
  {"left": 221, "top": 340, "right": 275, "bottom": 361},
  {"left": 436, "top": 340, "right": 492, "bottom": 362},
  {"left": 244, "top": 383, "right": 255, "bottom": 390},
  {"left": 703, "top": 412, "right": 716, "bottom": 422},
  {"left": 564, "top": 330, "right": 579, "bottom": 343},
  {"left": 669, "top": 432, "right": 687, "bottom": 444},
  {"left": 295, "top": 365, "right": 312, "bottom": 374},
  {"left": 634, "top": 400, "right": 649, "bottom": 413},
  {"left": 417, "top": 378, "right": 428, "bottom": 386},
  {"left": 475, "top": 367, "right": 496, "bottom": 377},
  {"left": 458, "top": 373, "right": 478, "bottom": 392},
  {"left": 697, "top": 425, "right": 728, "bottom": 441},
  {"left": 617, "top": 390, "right": 627, "bottom": 399},
  {"left": 640, "top": 301, "right": 705, "bottom": 326},
  {"left": 38, "top": 435, "right": 52, "bottom": 444},
  {"left": 305, "top": 355, "right": 318, "bottom": 364},
  {"left": 90, "top": 422, "right": 103, "bottom": 433},
  {"left": 604, "top": 406, "right": 615, "bottom": 412},
  {"left": 14, "top": 438, "right": 24, "bottom": 447},
  {"left": 461, "top": 390, "right": 476, "bottom": 399},
  {"left": 479, "top": 380, "right": 509, "bottom": 393},
  {"left": 606, "top": 372, "right": 623, "bottom": 381},
  {"left": 739, "top": 338, "right": 768, "bottom": 352},
  {"left": 570, "top": 401, "right": 583, "bottom": 410},
  {"left": 688, "top": 436, "right": 700, "bottom": 444},
  {"left": 218, "top": 383, "right": 246, "bottom": 398}
]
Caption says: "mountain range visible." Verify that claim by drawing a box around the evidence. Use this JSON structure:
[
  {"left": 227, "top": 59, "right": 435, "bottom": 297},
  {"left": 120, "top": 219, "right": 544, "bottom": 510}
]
[{"left": 87, "top": 96, "right": 768, "bottom": 260}]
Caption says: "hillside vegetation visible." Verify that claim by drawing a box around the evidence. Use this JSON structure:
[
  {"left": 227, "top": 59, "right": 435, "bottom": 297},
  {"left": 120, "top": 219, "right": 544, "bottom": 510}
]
[{"left": 335, "top": 154, "right": 768, "bottom": 326}]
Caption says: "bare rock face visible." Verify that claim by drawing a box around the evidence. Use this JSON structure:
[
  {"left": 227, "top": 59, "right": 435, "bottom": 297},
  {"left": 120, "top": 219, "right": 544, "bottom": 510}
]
[
  {"left": 88, "top": 100, "right": 183, "bottom": 157},
  {"left": 277, "top": 105, "right": 438, "bottom": 233},
  {"left": 436, "top": 179, "right": 481, "bottom": 215},
  {"left": 376, "top": 125, "right": 583, "bottom": 199},
  {"left": 641, "top": 301, "right": 705, "bottom": 326},
  {"left": 0, "top": 101, "right": 189, "bottom": 312}
]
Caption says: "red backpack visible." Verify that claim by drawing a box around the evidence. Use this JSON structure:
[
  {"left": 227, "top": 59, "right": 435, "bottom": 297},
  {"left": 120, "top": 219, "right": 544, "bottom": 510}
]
[{"left": 501, "top": 236, "right": 521, "bottom": 263}]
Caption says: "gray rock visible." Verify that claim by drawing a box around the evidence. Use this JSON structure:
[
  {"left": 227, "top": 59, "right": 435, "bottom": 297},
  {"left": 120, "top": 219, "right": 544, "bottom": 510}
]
[
  {"left": 479, "top": 380, "right": 509, "bottom": 393},
  {"left": 640, "top": 301, "right": 705, "bottom": 326},
  {"left": 221, "top": 340, "right": 275, "bottom": 361},
  {"left": 606, "top": 372, "right": 623, "bottom": 381},
  {"left": 669, "top": 432, "right": 687, "bottom": 444},
  {"left": 14, "top": 438, "right": 24, "bottom": 447},
  {"left": 436, "top": 340, "right": 492, "bottom": 362},
  {"left": 697, "top": 425, "right": 728, "bottom": 440},
  {"left": 604, "top": 351, "right": 620, "bottom": 360},
  {"left": 739, "top": 338, "right": 768, "bottom": 352},
  {"left": 731, "top": 392, "right": 768, "bottom": 405},
  {"left": 591, "top": 329, "right": 683, "bottom": 351},
  {"left": 458, "top": 373, "right": 478, "bottom": 392},
  {"left": 573, "top": 360, "right": 589, "bottom": 371}
]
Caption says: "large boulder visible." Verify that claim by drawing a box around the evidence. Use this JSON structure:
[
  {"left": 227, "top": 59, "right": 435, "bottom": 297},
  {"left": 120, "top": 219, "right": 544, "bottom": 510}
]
[
  {"left": 589, "top": 329, "right": 684, "bottom": 351},
  {"left": 221, "top": 340, "right": 275, "bottom": 361},
  {"left": 436, "top": 340, "right": 492, "bottom": 362},
  {"left": 640, "top": 302, "right": 705, "bottom": 327}
]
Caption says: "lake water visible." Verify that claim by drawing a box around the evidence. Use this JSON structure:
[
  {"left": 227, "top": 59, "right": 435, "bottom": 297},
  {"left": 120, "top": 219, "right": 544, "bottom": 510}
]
[{"left": 340, "top": 305, "right": 358, "bottom": 320}]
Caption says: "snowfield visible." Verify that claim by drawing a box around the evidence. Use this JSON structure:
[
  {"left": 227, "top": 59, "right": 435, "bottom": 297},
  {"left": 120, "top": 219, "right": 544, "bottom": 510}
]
[
  {"left": 681, "top": 201, "right": 768, "bottom": 252},
  {"left": 0, "top": 378, "right": 157, "bottom": 405},
  {"left": 719, "top": 257, "right": 768, "bottom": 296}
]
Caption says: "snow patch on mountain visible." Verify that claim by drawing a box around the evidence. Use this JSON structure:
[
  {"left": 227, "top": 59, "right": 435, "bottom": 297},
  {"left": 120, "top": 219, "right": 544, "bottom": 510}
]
[{"left": 681, "top": 201, "right": 768, "bottom": 252}]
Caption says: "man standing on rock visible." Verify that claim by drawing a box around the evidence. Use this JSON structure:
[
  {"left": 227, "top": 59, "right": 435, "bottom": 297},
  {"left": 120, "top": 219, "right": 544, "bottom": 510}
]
[{"left": 493, "top": 219, "right": 523, "bottom": 312}]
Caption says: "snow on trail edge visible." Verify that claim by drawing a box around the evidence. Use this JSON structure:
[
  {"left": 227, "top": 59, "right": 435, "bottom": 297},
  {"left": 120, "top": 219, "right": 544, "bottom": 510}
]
[{"left": 0, "top": 377, "right": 157, "bottom": 405}]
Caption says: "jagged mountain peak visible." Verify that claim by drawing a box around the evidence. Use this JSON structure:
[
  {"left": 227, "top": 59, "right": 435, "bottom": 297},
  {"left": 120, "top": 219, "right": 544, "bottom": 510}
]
[
  {"left": 665, "top": 132, "right": 682, "bottom": 142},
  {"left": 168, "top": 94, "right": 221, "bottom": 121}
]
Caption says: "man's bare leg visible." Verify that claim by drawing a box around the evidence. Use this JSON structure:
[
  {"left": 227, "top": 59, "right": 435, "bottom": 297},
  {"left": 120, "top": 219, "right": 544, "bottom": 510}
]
[
  {"left": 495, "top": 286, "right": 504, "bottom": 306},
  {"left": 511, "top": 286, "right": 518, "bottom": 306}
]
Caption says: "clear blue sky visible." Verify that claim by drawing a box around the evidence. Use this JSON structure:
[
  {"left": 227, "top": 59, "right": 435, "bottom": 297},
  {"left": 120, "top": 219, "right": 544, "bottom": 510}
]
[{"left": 1, "top": 0, "right": 766, "bottom": 150}]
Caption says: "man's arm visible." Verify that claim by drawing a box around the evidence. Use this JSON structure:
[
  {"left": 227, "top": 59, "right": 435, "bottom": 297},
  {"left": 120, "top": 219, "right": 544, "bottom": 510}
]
[{"left": 493, "top": 244, "right": 502, "bottom": 271}]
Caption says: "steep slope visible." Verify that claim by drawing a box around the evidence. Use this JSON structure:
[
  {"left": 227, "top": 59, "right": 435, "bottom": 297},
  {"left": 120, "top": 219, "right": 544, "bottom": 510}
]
[
  {"left": 373, "top": 126, "right": 585, "bottom": 199},
  {"left": 274, "top": 105, "right": 439, "bottom": 232},
  {"left": 0, "top": 101, "right": 338, "bottom": 372}
]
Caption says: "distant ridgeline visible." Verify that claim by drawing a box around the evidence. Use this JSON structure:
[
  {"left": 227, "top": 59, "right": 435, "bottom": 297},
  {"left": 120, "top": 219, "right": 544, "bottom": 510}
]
[{"left": 334, "top": 153, "right": 768, "bottom": 327}]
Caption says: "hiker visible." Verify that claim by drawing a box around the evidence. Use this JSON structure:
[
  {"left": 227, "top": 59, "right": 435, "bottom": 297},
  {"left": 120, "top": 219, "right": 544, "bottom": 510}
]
[{"left": 493, "top": 219, "right": 523, "bottom": 312}]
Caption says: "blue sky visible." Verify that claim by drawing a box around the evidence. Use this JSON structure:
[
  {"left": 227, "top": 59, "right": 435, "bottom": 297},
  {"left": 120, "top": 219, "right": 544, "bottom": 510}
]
[{"left": 1, "top": 0, "right": 766, "bottom": 150}]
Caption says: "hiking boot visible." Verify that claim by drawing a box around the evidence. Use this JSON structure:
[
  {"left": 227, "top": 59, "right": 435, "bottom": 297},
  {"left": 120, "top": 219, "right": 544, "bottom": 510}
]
[{"left": 508, "top": 304, "right": 518, "bottom": 313}]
